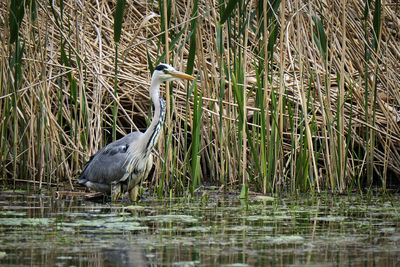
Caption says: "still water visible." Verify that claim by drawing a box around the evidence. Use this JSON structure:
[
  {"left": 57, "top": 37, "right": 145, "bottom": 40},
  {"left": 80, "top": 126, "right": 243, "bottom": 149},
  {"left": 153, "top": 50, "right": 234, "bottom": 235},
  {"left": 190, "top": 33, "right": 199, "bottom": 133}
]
[{"left": 0, "top": 190, "right": 399, "bottom": 266}]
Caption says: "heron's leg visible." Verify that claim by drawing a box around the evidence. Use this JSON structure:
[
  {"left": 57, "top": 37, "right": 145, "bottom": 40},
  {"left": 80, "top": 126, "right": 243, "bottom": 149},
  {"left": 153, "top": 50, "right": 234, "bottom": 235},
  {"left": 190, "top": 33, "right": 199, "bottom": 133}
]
[
  {"left": 129, "top": 186, "right": 139, "bottom": 202},
  {"left": 111, "top": 182, "right": 122, "bottom": 202}
]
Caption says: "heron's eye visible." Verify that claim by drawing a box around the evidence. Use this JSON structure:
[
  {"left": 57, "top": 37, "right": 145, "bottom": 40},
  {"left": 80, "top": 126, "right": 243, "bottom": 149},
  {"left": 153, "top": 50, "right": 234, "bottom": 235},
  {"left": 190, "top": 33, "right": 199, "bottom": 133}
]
[{"left": 163, "top": 70, "right": 169, "bottom": 74}]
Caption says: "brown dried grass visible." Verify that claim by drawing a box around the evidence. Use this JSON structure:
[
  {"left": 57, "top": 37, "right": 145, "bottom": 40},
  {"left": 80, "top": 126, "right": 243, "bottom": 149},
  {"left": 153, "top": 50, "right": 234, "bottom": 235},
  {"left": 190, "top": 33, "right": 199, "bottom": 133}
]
[{"left": 1, "top": 0, "right": 399, "bottom": 193}]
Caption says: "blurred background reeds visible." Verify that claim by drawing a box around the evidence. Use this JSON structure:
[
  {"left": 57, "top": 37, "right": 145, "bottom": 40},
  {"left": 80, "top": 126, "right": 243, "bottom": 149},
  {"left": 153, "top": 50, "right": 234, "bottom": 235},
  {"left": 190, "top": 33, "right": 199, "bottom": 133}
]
[{"left": 1, "top": 0, "right": 399, "bottom": 195}]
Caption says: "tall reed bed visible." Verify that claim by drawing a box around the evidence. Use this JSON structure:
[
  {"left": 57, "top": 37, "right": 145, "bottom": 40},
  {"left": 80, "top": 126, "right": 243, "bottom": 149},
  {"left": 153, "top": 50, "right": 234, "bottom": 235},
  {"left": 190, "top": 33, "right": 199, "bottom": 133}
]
[{"left": 1, "top": 0, "right": 399, "bottom": 194}]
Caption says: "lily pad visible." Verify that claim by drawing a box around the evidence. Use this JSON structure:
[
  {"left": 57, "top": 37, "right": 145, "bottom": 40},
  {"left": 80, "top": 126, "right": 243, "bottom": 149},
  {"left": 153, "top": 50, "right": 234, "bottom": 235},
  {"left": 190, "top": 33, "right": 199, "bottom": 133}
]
[
  {"left": 183, "top": 226, "right": 211, "bottom": 233},
  {"left": 145, "top": 214, "right": 198, "bottom": 223},
  {"left": 265, "top": 235, "right": 305, "bottom": 244},
  {"left": 103, "top": 221, "right": 148, "bottom": 231},
  {"left": 246, "top": 215, "right": 292, "bottom": 221},
  {"left": 253, "top": 196, "right": 274, "bottom": 202},
  {"left": 311, "top": 216, "right": 347, "bottom": 222},
  {"left": 172, "top": 260, "right": 200, "bottom": 266},
  {"left": 230, "top": 225, "right": 252, "bottom": 231},
  {"left": 124, "top": 205, "right": 146, "bottom": 211},
  {"left": 0, "top": 217, "right": 53, "bottom": 226},
  {"left": 0, "top": 211, "right": 26, "bottom": 216},
  {"left": 222, "top": 264, "right": 249, "bottom": 267},
  {"left": 378, "top": 227, "right": 395, "bottom": 233}
]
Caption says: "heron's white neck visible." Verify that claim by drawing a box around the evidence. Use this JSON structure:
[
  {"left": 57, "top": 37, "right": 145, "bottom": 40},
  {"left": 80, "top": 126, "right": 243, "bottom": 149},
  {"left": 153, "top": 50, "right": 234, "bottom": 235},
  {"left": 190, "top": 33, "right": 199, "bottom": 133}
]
[{"left": 142, "top": 78, "right": 166, "bottom": 155}]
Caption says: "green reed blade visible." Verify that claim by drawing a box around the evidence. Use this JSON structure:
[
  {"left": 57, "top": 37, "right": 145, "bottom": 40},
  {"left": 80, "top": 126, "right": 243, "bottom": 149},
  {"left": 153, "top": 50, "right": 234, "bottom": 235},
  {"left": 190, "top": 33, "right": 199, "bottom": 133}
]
[
  {"left": 255, "top": 61, "right": 268, "bottom": 191},
  {"left": 312, "top": 14, "right": 327, "bottom": 61},
  {"left": 158, "top": 0, "right": 172, "bottom": 42},
  {"left": 232, "top": 72, "right": 262, "bottom": 191},
  {"left": 186, "top": 0, "right": 198, "bottom": 75},
  {"left": 9, "top": 0, "right": 25, "bottom": 44},
  {"left": 156, "top": 26, "right": 187, "bottom": 65},
  {"left": 220, "top": 0, "right": 239, "bottom": 25},
  {"left": 113, "top": 0, "right": 126, "bottom": 141},
  {"left": 113, "top": 43, "right": 119, "bottom": 141},
  {"left": 372, "top": 0, "right": 381, "bottom": 52},
  {"left": 191, "top": 83, "right": 202, "bottom": 191},
  {"left": 147, "top": 48, "right": 154, "bottom": 74}
]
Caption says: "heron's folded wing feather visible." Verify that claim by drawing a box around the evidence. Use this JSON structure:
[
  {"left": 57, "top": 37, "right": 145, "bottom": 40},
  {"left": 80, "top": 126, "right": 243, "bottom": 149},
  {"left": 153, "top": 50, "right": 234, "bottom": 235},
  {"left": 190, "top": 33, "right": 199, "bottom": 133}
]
[{"left": 80, "top": 132, "right": 143, "bottom": 185}]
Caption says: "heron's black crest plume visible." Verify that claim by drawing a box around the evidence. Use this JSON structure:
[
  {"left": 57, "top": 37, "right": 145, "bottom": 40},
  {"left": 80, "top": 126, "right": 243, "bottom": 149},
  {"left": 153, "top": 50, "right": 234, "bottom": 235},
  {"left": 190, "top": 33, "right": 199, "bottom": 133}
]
[{"left": 155, "top": 64, "right": 168, "bottom": 71}]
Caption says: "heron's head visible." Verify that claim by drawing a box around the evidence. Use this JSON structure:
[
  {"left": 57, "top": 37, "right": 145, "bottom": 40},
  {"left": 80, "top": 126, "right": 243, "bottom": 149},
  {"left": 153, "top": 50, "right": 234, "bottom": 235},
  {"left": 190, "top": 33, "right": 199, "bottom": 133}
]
[{"left": 152, "top": 63, "right": 195, "bottom": 83}]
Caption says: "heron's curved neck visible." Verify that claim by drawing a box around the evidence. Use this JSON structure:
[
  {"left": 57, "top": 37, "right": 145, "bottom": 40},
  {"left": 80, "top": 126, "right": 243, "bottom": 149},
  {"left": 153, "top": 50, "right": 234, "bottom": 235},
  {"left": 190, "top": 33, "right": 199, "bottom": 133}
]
[{"left": 143, "top": 79, "right": 166, "bottom": 154}]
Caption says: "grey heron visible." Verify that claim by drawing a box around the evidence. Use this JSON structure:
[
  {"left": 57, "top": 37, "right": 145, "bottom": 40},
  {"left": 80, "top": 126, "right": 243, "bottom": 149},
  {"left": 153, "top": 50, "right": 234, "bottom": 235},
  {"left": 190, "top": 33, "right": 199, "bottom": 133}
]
[{"left": 77, "top": 63, "right": 195, "bottom": 202}]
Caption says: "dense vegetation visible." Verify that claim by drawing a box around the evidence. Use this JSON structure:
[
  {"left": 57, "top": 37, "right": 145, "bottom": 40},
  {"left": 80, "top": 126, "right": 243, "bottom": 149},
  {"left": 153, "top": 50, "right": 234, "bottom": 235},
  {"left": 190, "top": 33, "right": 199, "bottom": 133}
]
[{"left": 1, "top": 0, "right": 399, "bottom": 195}]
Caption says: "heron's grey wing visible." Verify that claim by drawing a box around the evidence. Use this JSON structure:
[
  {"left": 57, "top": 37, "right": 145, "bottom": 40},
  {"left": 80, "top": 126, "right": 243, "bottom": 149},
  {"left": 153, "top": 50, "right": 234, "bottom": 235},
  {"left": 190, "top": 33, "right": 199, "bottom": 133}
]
[{"left": 78, "top": 132, "right": 143, "bottom": 188}]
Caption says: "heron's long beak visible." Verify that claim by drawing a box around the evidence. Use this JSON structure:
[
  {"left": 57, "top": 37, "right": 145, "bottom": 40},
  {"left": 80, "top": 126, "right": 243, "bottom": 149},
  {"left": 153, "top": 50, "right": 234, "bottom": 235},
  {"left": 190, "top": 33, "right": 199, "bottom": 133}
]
[{"left": 170, "top": 70, "right": 195, "bottom": 81}]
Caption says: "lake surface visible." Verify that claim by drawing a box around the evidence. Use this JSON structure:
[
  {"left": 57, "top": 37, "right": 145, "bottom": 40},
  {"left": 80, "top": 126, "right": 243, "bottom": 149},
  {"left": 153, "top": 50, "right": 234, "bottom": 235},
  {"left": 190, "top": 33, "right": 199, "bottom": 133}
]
[{"left": 0, "top": 190, "right": 399, "bottom": 266}]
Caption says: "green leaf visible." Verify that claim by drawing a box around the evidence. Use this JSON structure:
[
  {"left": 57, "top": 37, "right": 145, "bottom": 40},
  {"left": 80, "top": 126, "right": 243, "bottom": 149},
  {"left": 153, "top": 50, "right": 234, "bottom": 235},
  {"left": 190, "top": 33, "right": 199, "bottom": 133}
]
[
  {"left": 239, "top": 183, "right": 248, "bottom": 200},
  {"left": 147, "top": 48, "right": 154, "bottom": 74},
  {"left": 216, "top": 24, "right": 223, "bottom": 54},
  {"left": 156, "top": 26, "right": 187, "bottom": 65},
  {"left": 9, "top": 0, "right": 25, "bottom": 44},
  {"left": 186, "top": 0, "right": 198, "bottom": 75},
  {"left": 267, "top": 22, "right": 279, "bottom": 56},
  {"left": 191, "top": 83, "right": 203, "bottom": 189},
  {"left": 26, "top": 0, "right": 37, "bottom": 21},
  {"left": 220, "top": 0, "right": 239, "bottom": 25},
  {"left": 372, "top": 0, "right": 381, "bottom": 52},
  {"left": 312, "top": 14, "right": 327, "bottom": 61}
]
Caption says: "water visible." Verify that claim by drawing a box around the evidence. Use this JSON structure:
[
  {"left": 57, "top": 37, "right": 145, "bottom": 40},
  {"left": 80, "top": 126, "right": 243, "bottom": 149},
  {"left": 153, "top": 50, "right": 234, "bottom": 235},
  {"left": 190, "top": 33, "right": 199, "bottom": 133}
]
[{"left": 0, "top": 190, "right": 399, "bottom": 266}]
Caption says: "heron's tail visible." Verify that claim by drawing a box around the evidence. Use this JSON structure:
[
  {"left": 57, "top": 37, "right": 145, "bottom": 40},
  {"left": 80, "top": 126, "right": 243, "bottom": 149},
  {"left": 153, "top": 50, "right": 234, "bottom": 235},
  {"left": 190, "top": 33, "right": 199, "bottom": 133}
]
[{"left": 76, "top": 178, "right": 87, "bottom": 185}]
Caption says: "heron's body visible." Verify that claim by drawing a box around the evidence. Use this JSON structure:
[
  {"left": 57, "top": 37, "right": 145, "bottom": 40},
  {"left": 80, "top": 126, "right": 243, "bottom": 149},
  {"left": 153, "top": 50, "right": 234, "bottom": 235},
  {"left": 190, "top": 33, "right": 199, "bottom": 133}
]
[
  {"left": 78, "top": 131, "right": 152, "bottom": 195},
  {"left": 77, "top": 64, "right": 194, "bottom": 202}
]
